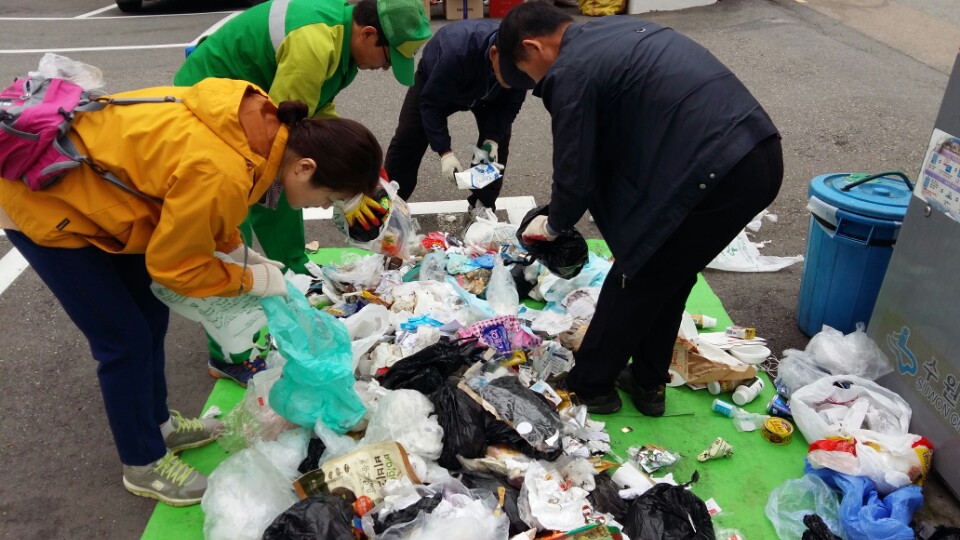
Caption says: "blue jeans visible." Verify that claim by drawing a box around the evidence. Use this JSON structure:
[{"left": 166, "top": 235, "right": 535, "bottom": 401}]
[{"left": 7, "top": 231, "right": 170, "bottom": 465}]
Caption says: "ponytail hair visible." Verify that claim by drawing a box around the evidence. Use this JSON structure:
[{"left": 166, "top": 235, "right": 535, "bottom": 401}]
[{"left": 278, "top": 101, "right": 382, "bottom": 195}]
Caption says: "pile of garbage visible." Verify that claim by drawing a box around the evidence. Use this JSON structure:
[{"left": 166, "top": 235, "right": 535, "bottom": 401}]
[
  {"left": 200, "top": 202, "right": 718, "bottom": 540},
  {"left": 763, "top": 325, "right": 932, "bottom": 540}
]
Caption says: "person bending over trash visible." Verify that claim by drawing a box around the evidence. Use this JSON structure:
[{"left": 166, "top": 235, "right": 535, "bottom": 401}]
[
  {"left": 384, "top": 19, "right": 529, "bottom": 219},
  {"left": 0, "top": 78, "right": 383, "bottom": 507},
  {"left": 175, "top": 0, "right": 431, "bottom": 385},
  {"left": 499, "top": 3, "right": 783, "bottom": 416}
]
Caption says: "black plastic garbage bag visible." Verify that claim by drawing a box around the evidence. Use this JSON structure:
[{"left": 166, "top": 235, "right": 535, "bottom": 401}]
[
  {"left": 483, "top": 412, "right": 563, "bottom": 461},
  {"left": 298, "top": 436, "right": 328, "bottom": 474},
  {"left": 588, "top": 472, "right": 629, "bottom": 523},
  {"left": 379, "top": 338, "right": 478, "bottom": 394},
  {"left": 262, "top": 494, "right": 355, "bottom": 540},
  {"left": 516, "top": 205, "right": 589, "bottom": 280},
  {"left": 803, "top": 514, "right": 842, "bottom": 540},
  {"left": 373, "top": 492, "right": 443, "bottom": 534},
  {"left": 622, "top": 483, "right": 715, "bottom": 540},
  {"left": 457, "top": 470, "right": 526, "bottom": 536},
  {"left": 431, "top": 383, "right": 488, "bottom": 470},
  {"left": 477, "top": 376, "right": 564, "bottom": 453}
]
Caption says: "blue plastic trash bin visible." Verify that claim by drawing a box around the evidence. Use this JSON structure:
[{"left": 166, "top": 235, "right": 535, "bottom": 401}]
[{"left": 796, "top": 172, "right": 913, "bottom": 336}]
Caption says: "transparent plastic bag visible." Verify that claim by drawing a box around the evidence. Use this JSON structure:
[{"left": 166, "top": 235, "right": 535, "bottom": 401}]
[
  {"left": 765, "top": 475, "right": 842, "bottom": 540},
  {"left": 486, "top": 258, "right": 519, "bottom": 317},
  {"left": 220, "top": 366, "right": 297, "bottom": 452},
  {"left": 30, "top": 53, "right": 104, "bottom": 90},
  {"left": 332, "top": 179, "right": 420, "bottom": 259},
  {"left": 263, "top": 282, "right": 366, "bottom": 432},
  {"left": 202, "top": 429, "right": 310, "bottom": 540},
  {"left": 419, "top": 251, "right": 448, "bottom": 282},
  {"left": 778, "top": 324, "right": 893, "bottom": 397},
  {"left": 322, "top": 253, "right": 386, "bottom": 290}
]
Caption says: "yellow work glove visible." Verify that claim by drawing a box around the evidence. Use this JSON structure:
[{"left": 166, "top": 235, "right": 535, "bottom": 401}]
[{"left": 342, "top": 193, "right": 389, "bottom": 231}]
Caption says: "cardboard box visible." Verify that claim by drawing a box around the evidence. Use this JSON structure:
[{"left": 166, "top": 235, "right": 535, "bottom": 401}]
[
  {"left": 489, "top": 0, "right": 522, "bottom": 18},
  {"left": 444, "top": 0, "right": 483, "bottom": 20},
  {"left": 669, "top": 336, "right": 757, "bottom": 384}
]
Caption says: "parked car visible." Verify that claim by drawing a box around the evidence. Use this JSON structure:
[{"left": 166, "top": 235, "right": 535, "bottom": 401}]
[{"left": 116, "top": 0, "right": 267, "bottom": 12}]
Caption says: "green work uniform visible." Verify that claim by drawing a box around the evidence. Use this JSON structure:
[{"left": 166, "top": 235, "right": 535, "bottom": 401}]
[{"left": 174, "top": 0, "right": 359, "bottom": 363}]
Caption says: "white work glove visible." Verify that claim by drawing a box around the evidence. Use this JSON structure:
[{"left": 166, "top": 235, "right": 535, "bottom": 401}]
[
  {"left": 521, "top": 214, "right": 559, "bottom": 243},
  {"left": 226, "top": 244, "right": 285, "bottom": 269},
  {"left": 440, "top": 152, "right": 463, "bottom": 186},
  {"left": 246, "top": 263, "right": 288, "bottom": 297}
]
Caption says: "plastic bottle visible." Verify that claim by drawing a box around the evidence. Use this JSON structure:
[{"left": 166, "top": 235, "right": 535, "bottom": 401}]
[
  {"left": 732, "top": 377, "right": 765, "bottom": 406},
  {"left": 707, "top": 380, "right": 738, "bottom": 395},
  {"left": 711, "top": 398, "right": 736, "bottom": 418},
  {"left": 690, "top": 313, "right": 718, "bottom": 329}
]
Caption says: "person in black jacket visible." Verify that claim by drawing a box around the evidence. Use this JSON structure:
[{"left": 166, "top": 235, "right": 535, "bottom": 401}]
[
  {"left": 499, "top": 3, "right": 783, "bottom": 416},
  {"left": 384, "top": 19, "right": 529, "bottom": 215}
]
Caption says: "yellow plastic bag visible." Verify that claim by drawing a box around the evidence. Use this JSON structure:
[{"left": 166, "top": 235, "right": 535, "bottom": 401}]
[{"left": 578, "top": 0, "right": 624, "bottom": 17}]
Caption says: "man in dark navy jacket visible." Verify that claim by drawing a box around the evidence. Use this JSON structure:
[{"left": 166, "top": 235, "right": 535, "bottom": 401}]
[
  {"left": 498, "top": 3, "right": 783, "bottom": 416},
  {"left": 384, "top": 19, "right": 528, "bottom": 214}
]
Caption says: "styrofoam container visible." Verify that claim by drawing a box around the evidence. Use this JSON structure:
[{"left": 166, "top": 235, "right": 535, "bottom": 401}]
[{"left": 729, "top": 344, "right": 771, "bottom": 365}]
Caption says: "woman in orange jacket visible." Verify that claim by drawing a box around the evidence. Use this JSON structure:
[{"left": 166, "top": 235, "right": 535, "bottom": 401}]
[{"left": 0, "top": 77, "right": 382, "bottom": 506}]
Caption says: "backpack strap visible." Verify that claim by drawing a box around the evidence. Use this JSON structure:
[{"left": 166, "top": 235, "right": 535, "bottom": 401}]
[
  {"left": 56, "top": 131, "right": 164, "bottom": 205},
  {"left": 69, "top": 95, "right": 182, "bottom": 205}
]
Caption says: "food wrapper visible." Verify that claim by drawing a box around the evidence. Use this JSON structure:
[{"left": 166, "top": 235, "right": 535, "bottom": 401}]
[
  {"left": 454, "top": 162, "right": 503, "bottom": 190},
  {"left": 293, "top": 441, "right": 421, "bottom": 503}
]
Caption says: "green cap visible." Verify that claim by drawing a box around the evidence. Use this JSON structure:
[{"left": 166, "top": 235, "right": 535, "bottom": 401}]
[{"left": 377, "top": 0, "right": 432, "bottom": 86}]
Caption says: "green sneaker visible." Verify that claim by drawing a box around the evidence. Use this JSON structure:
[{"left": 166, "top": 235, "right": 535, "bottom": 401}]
[
  {"left": 164, "top": 410, "right": 223, "bottom": 453},
  {"left": 122, "top": 453, "right": 207, "bottom": 507}
]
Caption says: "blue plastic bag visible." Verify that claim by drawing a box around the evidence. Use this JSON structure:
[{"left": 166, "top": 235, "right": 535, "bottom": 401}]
[
  {"left": 805, "top": 463, "right": 923, "bottom": 540},
  {"left": 262, "top": 282, "right": 365, "bottom": 433}
]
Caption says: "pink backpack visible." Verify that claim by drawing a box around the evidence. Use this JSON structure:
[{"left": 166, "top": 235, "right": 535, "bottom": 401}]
[{"left": 0, "top": 76, "right": 177, "bottom": 201}]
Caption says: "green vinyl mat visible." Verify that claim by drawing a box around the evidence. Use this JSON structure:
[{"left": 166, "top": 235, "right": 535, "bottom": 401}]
[{"left": 142, "top": 246, "right": 807, "bottom": 539}]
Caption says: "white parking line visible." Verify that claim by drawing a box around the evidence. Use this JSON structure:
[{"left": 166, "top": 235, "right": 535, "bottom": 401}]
[
  {"left": 0, "top": 11, "right": 237, "bottom": 21},
  {"left": 0, "top": 44, "right": 189, "bottom": 54},
  {"left": 76, "top": 4, "right": 117, "bottom": 18},
  {"left": 0, "top": 248, "right": 28, "bottom": 297},
  {"left": 0, "top": 196, "right": 538, "bottom": 295}
]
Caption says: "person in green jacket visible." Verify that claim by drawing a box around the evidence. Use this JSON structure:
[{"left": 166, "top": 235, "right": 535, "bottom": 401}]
[{"left": 174, "top": 0, "right": 432, "bottom": 386}]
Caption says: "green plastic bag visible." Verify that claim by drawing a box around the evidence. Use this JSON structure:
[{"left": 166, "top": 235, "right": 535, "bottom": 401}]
[{"left": 262, "top": 283, "right": 365, "bottom": 432}]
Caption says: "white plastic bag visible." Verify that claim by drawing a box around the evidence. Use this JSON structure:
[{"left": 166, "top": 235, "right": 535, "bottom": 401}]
[
  {"left": 790, "top": 374, "right": 912, "bottom": 442},
  {"left": 778, "top": 324, "right": 893, "bottom": 397},
  {"left": 360, "top": 389, "right": 444, "bottom": 461},
  {"left": 202, "top": 429, "right": 309, "bottom": 540},
  {"left": 463, "top": 213, "right": 518, "bottom": 253},
  {"left": 486, "top": 258, "right": 519, "bottom": 316},
  {"left": 343, "top": 304, "right": 394, "bottom": 369},
  {"left": 151, "top": 265, "right": 265, "bottom": 358},
  {"left": 706, "top": 230, "right": 803, "bottom": 272},
  {"left": 806, "top": 431, "right": 933, "bottom": 495},
  {"left": 519, "top": 461, "right": 592, "bottom": 532},
  {"left": 31, "top": 53, "right": 104, "bottom": 90}
]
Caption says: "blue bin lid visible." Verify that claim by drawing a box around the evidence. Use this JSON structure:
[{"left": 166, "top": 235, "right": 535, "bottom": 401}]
[{"left": 809, "top": 172, "right": 912, "bottom": 221}]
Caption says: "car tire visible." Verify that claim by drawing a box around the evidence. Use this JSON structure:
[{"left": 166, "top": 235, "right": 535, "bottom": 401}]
[{"left": 115, "top": 0, "right": 143, "bottom": 12}]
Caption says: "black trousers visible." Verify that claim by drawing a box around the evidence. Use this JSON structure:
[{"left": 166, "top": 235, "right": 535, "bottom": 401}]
[
  {"left": 384, "top": 71, "right": 511, "bottom": 210},
  {"left": 568, "top": 135, "right": 784, "bottom": 398}
]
